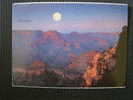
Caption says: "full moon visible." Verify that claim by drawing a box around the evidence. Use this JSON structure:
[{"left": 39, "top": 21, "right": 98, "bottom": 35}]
[{"left": 52, "top": 12, "right": 62, "bottom": 21}]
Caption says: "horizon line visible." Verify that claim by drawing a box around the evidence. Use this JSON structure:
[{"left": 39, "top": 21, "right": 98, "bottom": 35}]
[{"left": 12, "top": 29, "right": 121, "bottom": 34}]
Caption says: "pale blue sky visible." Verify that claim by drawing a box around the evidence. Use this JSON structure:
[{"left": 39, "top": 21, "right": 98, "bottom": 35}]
[{"left": 12, "top": 3, "right": 128, "bottom": 33}]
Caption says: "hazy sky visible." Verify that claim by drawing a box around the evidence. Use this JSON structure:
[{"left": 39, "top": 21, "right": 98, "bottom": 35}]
[{"left": 12, "top": 3, "right": 128, "bottom": 33}]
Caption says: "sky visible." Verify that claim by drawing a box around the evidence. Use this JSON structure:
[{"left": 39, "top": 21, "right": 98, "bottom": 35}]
[{"left": 12, "top": 3, "right": 128, "bottom": 33}]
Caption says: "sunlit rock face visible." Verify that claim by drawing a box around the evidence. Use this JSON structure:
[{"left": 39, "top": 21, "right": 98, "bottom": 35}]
[
  {"left": 67, "top": 51, "right": 98, "bottom": 73},
  {"left": 82, "top": 47, "right": 116, "bottom": 87}
]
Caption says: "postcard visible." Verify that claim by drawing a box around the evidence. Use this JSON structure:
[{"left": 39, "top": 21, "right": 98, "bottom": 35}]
[{"left": 12, "top": 2, "right": 128, "bottom": 88}]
